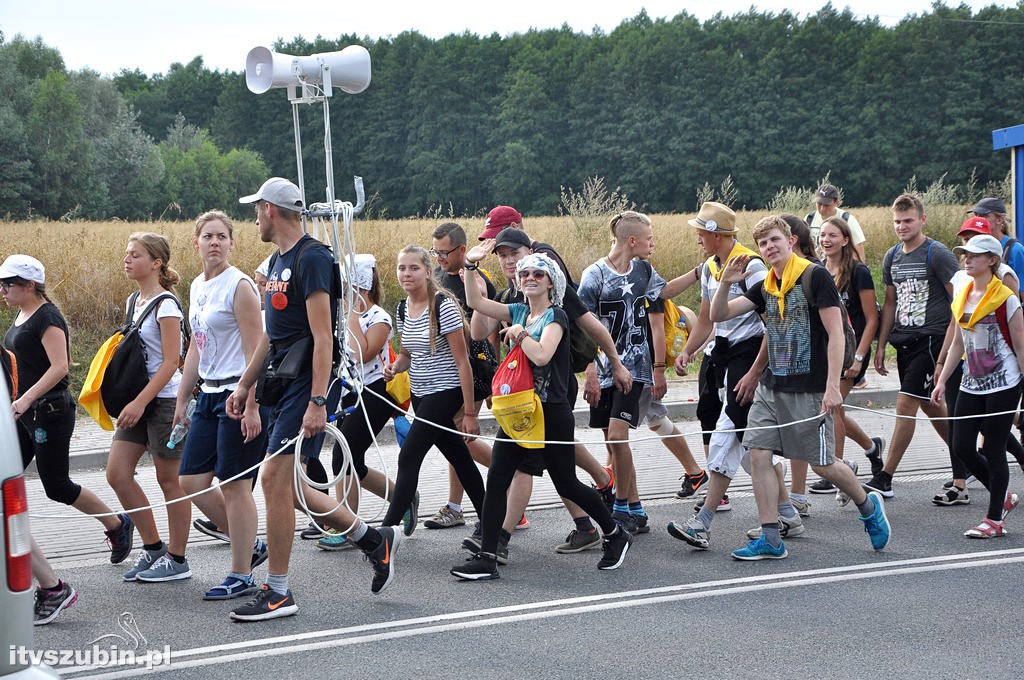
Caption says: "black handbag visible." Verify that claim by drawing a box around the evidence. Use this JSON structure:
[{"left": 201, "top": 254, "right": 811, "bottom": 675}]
[
  {"left": 469, "top": 339, "right": 498, "bottom": 401},
  {"left": 255, "top": 335, "right": 313, "bottom": 406}
]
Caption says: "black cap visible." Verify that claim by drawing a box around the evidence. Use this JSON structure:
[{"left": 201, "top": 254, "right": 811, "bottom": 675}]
[
  {"left": 969, "top": 197, "right": 1007, "bottom": 215},
  {"left": 815, "top": 184, "right": 841, "bottom": 205},
  {"left": 493, "top": 227, "right": 532, "bottom": 251}
]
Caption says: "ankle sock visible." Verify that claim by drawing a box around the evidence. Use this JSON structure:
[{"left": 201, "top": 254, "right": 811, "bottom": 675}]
[
  {"left": 574, "top": 517, "right": 595, "bottom": 532},
  {"left": 168, "top": 552, "right": 185, "bottom": 564},
  {"left": 613, "top": 498, "right": 629, "bottom": 514},
  {"left": 266, "top": 572, "right": 288, "bottom": 596},
  {"left": 628, "top": 501, "right": 645, "bottom": 516},
  {"left": 778, "top": 502, "right": 797, "bottom": 520},
  {"left": 789, "top": 493, "right": 808, "bottom": 505},
  {"left": 762, "top": 524, "right": 782, "bottom": 547},
  {"left": 143, "top": 541, "right": 164, "bottom": 552},
  {"left": 353, "top": 526, "right": 383, "bottom": 553},
  {"left": 43, "top": 580, "right": 64, "bottom": 593},
  {"left": 857, "top": 496, "right": 875, "bottom": 517},
  {"left": 447, "top": 502, "right": 463, "bottom": 512},
  {"left": 696, "top": 507, "right": 715, "bottom": 529}
]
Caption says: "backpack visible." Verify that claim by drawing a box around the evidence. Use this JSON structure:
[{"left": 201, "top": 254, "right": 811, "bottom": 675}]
[
  {"left": 0, "top": 348, "right": 17, "bottom": 399},
  {"left": 806, "top": 210, "right": 851, "bottom": 228},
  {"left": 883, "top": 238, "right": 952, "bottom": 303},
  {"left": 101, "top": 292, "right": 187, "bottom": 419},
  {"left": 1003, "top": 237, "right": 1019, "bottom": 264},
  {"left": 798, "top": 264, "right": 857, "bottom": 372}
]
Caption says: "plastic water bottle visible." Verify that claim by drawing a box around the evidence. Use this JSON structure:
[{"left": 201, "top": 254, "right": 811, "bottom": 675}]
[
  {"left": 167, "top": 398, "right": 197, "bottom": 449},
  {"left": 669, "top": 332, "right": 685, "bottom": 360}
]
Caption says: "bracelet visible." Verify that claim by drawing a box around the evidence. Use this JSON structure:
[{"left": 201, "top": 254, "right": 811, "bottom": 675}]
[
  {"left": 693, "top": 266, "right": 700, "bottom": 279},
  {"left": 516, "top": 330, "right": 529, "bottom": 344},
  {"left": 464, "top": 262, "right": 478, "bottom": 271},
  {"left": 936, "top": 360, "right": 945, "bottom": 366},
  {"left": 464, "top": 412, "right": 478, "bottom": 417},
  {"left": 653, "top": 362, "right": 666, "bottom": 368}
]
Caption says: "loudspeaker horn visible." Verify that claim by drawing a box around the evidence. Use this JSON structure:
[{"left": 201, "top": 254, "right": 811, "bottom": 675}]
[{"left": 245, "top": 45, "right": 371, "bottom": 95}]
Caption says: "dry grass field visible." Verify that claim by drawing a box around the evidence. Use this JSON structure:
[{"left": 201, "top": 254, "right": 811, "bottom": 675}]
[{"left": 0, "top": 202, "right": 977, "bottom": 393}]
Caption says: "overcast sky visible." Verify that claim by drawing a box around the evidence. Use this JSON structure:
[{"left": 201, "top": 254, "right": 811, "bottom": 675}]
[{"left": 2, "top": 1, "right": 1014, "bottom": 76}]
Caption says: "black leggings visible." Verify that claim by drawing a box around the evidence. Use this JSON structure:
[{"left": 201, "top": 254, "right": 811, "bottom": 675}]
[
  {"left": 381, "top": 386, "right": 484, "bottom": 526},
  {"left": 332, "top": 378, "right": 395, "bottom": 479},
  {"left": 18, "top": 391, "right": 81, "bottom": 506},
  {"left": 952, "top": 385, "right": 1019, "bottom": 521},
  {"left": 480, "top": 401, "right": 614, "bottom": 554}
]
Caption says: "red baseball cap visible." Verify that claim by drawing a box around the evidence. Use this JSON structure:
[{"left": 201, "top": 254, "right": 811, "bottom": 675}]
[
  {"left": 957, "top": 216, "right": 992, "bottom": 237},
  {"left": 480, "top": 205, "right": 523, "bottom": 240}
]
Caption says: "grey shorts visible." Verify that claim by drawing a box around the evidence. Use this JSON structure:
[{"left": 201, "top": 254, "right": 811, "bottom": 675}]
[
  {"left": 639, "top": 386, "right": 668, "bottom": 423},
  {"left": 743, "top": 385, "right": 835, "bottom": 466},
  {"left": 112, "top": 397, "right": 180, "bottom": 460}
]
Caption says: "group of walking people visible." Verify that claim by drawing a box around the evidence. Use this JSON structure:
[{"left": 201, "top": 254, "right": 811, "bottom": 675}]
[{"left": 14, "top": 177, "right": 1019, "bottom": 625}]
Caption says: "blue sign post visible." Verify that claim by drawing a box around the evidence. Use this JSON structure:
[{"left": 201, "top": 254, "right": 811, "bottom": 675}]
[{"left": 992, "top": 124, "right": 1024, "bottom": 236}]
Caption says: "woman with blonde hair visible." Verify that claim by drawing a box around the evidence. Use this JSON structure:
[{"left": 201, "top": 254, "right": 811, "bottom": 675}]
[{"left": 106, "top": 232, "right": 192, "bottom": 583}]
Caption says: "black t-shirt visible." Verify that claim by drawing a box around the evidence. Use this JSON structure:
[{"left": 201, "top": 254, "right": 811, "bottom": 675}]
[
  {"left": 435, "top": 266, "right": 497, "bottom": 315},
  {"left": 507, "top": 303, "right": 571, "bottom": 405},
  {"left": 745, "top": 265, "right": 844, "bottom": 393},
  {"left": 3, "top": 303, "right": 70, "bottom": 393},
  {"left": 839, "top": 262, "right": 875, "bottom": 341}
]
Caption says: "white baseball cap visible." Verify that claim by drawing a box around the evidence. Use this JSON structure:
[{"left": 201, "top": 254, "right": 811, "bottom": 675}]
[
  {"left": 0, "top": 254, "right": 45, "bottom": 284},
  {"left": 239, "top": 177, "right": 305, "bottom": 213}
]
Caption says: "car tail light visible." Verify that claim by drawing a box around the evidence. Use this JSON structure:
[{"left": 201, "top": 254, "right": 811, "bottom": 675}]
[{"left": 4, "top": 475, "right": 32, "bottom": 592}]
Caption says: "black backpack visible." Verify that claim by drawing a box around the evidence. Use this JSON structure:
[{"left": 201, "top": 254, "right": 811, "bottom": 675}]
[
  {"left": 102, "top": 292, "right": 188, "bottom": 419},
  {"left": 799, "top": 264, "right": 857, "bottom": 372}
]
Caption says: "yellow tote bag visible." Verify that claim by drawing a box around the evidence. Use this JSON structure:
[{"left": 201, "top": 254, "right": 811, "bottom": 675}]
[
  {"left": 77, "top": 331, "right": 123, "bottom": 431},
  {"left": 490, "top": 389, "right": 545, "bottom": 449}
]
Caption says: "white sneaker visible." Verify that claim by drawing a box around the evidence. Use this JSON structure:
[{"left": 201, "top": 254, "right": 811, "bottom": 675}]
[{"left": 746, "top": 514, "right": 804, "bottom": 540}]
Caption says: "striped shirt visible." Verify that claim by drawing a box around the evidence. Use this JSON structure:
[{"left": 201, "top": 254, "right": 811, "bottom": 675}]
[{"left": 397, "top": 295, "right": 465, "bottom": 397}]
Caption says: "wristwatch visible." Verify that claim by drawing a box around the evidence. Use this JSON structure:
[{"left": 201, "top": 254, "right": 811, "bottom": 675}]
[
  {"left": 309, "top": 395, "right": 327, "bottom": 407},
  {"left": 854, "top": 354, "right": 864, "bottom": 363}
]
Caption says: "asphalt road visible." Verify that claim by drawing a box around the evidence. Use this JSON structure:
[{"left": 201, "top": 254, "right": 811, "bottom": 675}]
[{"left": 30, "top": 473, "right": 1024, "bottom": 679}]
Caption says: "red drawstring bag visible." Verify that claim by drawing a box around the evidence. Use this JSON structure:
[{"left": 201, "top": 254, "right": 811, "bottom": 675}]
[{"left": 489, "top": 344, "right": 545, "bottom": 448}]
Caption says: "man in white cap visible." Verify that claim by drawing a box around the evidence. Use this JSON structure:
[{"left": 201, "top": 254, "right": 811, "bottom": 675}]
[
  {"left": 226, "top": 178, "right": 402, "bottom": 621},
  {"left": 806, "top": 183, "right": 866, "bottom": 261}
]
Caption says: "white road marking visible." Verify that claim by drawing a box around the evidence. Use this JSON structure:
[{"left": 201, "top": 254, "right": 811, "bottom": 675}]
[{"left": 68, "top": 547, "right": 1024, "bottom": 678}]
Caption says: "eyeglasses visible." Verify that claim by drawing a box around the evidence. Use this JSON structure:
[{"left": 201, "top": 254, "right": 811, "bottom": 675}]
[
  {"left": 0, "top": 282, "right": 21, "bottom": 291},
  {"left": 519, "top": 269, "right": 547, "bottom": 280},
  {"left": 429, "top": 246, "right": 460, "bottom": 258}
]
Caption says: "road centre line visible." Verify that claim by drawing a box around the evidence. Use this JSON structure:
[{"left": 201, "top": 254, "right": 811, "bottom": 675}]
[{"left": 69, "top": 548, "right": 1024, "bottom": 678}]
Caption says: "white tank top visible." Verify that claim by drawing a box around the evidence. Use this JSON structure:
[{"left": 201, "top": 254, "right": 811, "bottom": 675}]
[{"left": 189, "top": 266, "right": 259, "bottom": 392}]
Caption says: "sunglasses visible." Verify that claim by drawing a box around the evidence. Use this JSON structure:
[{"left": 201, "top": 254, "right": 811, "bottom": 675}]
[{"left": 519, "top": 269, "right": 547, "bottom": 280}]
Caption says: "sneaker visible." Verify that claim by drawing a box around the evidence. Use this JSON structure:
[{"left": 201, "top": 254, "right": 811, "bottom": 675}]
[
  {"left": 835, "top": 460, "right": 859, "bottom": 507},
  {"left": 402, "top": 491, "right": 419, "bottom": 537},
  {"left": 251, "top": 538, "right": 269, "bottom": 569},
  {"left": 555, "top": 528, "right": 602, "bottom": 553},
  {"left": 731, "top": 535, "right": 787, "bottom": 561},
  {"left": 136, "top": 553, "right": 192, "bottom": 582},
  {"left": 667, "top": 516, "right": 710, "bottom": 550},
  {"left": 859, "top": 491, "right": 891, "bottom": 551},
  {"left": 629, "top": 513, "right": 650, "bottom": 534},
  {"left": 300, "top": 521, "right": 326, "bottom": 540},
  {"left": 964, "top": 517, "right": 1007, "bottom": 538},
  {"left": 105, "top": 513, "right": 135, "bottom": 564},
  {"left": 192, "top": 518, "right": 230, "bottom": 543},
  {"left": 1003, "top": 491, "right": 1019, "bottom": 520},
  {"left": 790, "top": 497, "right": 811, "bottom": 517},
  {"left": 451, "top": 553, "right": 499, "bottom": 580},
  {"left": 204, "top": 574, "right": 258, "bottom": 600},
  {"left": 123, "top": 546, "right": 168, "bottom": 581},
  {"left": 809, "top": 478, "right": 836, "bottom": 494},
  {"left": 229, "top": 584, "right": 297, "bottom": 621},
  {"left": 611, "top": 511, "right": 639, "bottom": 534},
  {"left": 516, "top": 513, "right": 530, "bottom": 530},
  {"left": 676, "top": 469, "right": 709, "bottom": 499},
  {"left": 33, "top": 582, "right": 77, "bottom": 626},
  {"left": 932, "top": 486, "right": 970, "bottom": 506},
  {"left": 317, "top": 530, "right": 354, "bottom": 551},
  {"left": 866, "top": 436, "right": 886, "bottom": 478},
  {"left": 460, "top": 533, "right": 509, "bottom": 565},
  {"left": 694, "top": 494, "right": 731, "bottom": 513},
  {"left": 424, "top": 505, "right": 465, "bottom": 529},
  {"left": 745, "top": 514, "right": 805, "bottom": 540},
  {"left": 365, "top": 527, "right": 401, "bottom": 594},
  {"left": 593, "top": 465, "right": 616, "bottom": 512},
  {"left": 597, "top": 526, "right": 633, "bottom": 570},
  {"left": 863, "top": 471, "right": 894, "bottom": 498}
]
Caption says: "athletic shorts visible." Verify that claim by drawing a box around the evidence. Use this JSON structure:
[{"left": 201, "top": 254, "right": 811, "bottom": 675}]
[
  {"left": 112, "top": 397, "right": 179, "bottom": 460},
  {"left": 588, "top": 383, "right": 645, "bottom": 430},
  {"left": 894, "top": 334, "right": 944, "bottom": 401},
  {"left": 638, "top": 386, "right": 669, "bottom": 424},
  {"left": 178, "top": 390, "right": 269, "bottom": 481},
  {"left": 743, "top": 385, "right": 835, "bottom": 466},
  {"left": 266, "top": 371, "right": 341, "bottom": 460}
]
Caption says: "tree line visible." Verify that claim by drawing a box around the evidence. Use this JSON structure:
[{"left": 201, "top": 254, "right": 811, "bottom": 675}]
[{"left": 2, "top": 3, "right": 1023, "bottom": 222}]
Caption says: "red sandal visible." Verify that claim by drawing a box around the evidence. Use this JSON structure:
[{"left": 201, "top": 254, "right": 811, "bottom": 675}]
[{"left": 964, "top": 518, "right": 1006, "bottom": 539}]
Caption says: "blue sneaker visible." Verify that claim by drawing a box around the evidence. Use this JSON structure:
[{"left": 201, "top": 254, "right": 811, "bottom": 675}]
[
  {"left": 402, "top": 491, "right": 419, "bottom": 537},
  {"left": 731, "top": 535, "right": 787, "bottom": 561},
  {"left": 316, "top": 530, "right": 353, "bottom": 551},
  {"left": 204, "top": 574, "right": 258, "bottom": 600},
  {"left": 136, "top": 553, "right": 192, "bottom": 582},
  {"left": 859, "top": 491, "right": 891, "bottom": 550},
  {"left": 251, "top": 538, "right": 269, "bottom": 569},
  {"left": 105, "top": 513, "right": 135, "bottom": 564}
]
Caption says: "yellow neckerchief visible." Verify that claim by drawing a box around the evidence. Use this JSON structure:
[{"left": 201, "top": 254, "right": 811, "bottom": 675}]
[
  {"left": 951, "top": 275, "right": 1013, "bottom": 330},
  {"left": 706, "top": 241, "right": 759, "bottom": 281},
  {"left": 763, "top": 254, "right": 812, "bottom": 320}
]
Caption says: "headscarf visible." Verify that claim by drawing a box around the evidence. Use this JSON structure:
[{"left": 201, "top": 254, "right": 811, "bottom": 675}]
[
  {"left": 345, "top": 253, "right": 376, "bottom": 291},
  {"left": 515, "top": 253, "right": 566, "bottom": 306}
]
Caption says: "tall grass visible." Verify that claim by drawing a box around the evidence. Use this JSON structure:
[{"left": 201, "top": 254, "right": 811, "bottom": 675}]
[{"left": 0, "top": 199, "right": 995, "bottom": 394}]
